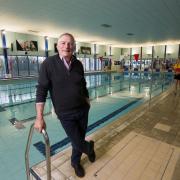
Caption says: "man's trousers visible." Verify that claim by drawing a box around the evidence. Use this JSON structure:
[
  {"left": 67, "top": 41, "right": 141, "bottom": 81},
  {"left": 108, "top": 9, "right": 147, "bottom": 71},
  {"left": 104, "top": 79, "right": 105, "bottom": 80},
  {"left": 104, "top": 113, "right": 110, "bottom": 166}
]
[{"left": 58, "top": 106, "right": 91, "bottom": 165}]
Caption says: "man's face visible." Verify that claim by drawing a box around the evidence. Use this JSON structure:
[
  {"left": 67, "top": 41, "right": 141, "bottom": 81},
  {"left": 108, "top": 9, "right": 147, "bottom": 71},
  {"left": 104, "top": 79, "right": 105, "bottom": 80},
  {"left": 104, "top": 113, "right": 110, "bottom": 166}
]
[{"left": 57, "top": 35, "right": 75, "bottom": 59}]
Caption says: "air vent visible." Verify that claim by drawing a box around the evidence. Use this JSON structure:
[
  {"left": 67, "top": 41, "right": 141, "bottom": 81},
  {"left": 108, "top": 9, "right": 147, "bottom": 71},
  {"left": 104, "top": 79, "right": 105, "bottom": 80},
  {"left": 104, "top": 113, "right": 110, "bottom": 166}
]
[
  {"left": 101, "top": 24, "right": 112, "bottom": 28},
  {"left": 126, "top": 33, "right": 134, "bottom": 36}
]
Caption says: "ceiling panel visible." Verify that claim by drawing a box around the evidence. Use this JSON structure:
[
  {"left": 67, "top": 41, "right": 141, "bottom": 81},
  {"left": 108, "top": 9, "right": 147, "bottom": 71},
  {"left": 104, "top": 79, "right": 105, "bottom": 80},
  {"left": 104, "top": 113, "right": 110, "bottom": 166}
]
[{"left": 0, "top": 0, "right": 180, "bottom": 47}]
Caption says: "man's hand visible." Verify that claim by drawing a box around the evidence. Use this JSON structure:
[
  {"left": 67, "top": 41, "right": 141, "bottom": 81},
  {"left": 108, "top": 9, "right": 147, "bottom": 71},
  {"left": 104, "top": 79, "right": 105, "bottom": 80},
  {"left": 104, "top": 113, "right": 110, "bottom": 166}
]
[
  {"left": 35, "top": 103, "right": 46, "bottom": 133},
  {"left": 34, "top": 117, "right": 46, "bottom": 133}
]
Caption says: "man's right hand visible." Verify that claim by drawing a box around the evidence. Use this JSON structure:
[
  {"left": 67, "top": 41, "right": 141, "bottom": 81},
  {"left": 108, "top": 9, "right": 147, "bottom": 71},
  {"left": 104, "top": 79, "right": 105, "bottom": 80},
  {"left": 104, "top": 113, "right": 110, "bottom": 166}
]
[
  {"left": 35, "top": 103, "right": 46, "bottom": 133},
  {"left": 34, "top": 117, "right": 46, "bottom": 133}
]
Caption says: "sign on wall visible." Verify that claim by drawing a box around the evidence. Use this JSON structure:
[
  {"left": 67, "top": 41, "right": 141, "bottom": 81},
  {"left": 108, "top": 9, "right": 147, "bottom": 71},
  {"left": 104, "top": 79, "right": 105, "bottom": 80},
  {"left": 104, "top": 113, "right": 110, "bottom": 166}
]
[
  {"left": 80, "top": 46, "right": 91, "bottom": 55},
  {"left": 16, "top": 40, "right": 38, "bottom": 51}
]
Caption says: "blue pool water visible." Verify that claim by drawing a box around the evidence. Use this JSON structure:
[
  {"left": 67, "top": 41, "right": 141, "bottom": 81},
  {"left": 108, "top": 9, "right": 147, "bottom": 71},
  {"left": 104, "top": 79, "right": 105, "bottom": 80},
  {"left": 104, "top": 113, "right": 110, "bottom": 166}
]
[{"left": 0, "top": 72, "right": 173, "bottom": 180}]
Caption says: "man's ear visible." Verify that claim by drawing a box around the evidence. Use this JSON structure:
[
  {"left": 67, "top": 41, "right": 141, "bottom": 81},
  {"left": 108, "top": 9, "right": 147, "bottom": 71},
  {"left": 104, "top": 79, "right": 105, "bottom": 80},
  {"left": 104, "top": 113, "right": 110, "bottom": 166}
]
[
  {"left": 73, "top": 47, "right": 76, "bottom": 53},
  {"left": 56, "top": 44, "right": 59, "bottom": 52},
  {"left": 73, "top": 44, "right": 76, "bottom": 52}
]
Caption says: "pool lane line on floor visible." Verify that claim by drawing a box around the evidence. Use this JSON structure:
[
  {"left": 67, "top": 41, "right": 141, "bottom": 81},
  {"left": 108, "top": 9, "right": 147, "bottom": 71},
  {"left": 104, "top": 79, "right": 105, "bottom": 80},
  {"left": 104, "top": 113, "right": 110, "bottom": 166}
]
[{"left": 33, "top": 98, "right": 142, "bottom": 157}]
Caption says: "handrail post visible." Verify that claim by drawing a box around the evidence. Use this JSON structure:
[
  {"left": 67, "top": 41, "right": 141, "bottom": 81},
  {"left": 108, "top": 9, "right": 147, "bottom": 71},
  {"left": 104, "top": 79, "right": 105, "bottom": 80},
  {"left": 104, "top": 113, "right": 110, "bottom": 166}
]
[
  {"left": 25, "top": 123, "right": 51, "bottom": 180},
  {"left": 42, "top": 129, "right": 51, "bottom": 180}
]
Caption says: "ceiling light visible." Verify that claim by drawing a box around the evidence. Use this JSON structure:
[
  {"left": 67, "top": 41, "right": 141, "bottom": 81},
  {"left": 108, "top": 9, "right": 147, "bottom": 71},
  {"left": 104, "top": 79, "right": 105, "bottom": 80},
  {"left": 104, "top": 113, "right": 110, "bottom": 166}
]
[
  {"left": 1, "top": 29, "right": 6, "bottom": 34},
  {"left": 28, "top": 30, "right": 39, "bottom": 33}
]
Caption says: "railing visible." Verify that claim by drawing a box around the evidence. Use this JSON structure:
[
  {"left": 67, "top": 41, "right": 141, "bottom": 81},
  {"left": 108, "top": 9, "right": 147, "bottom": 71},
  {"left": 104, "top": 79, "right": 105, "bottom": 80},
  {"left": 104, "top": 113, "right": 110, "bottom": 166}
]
[
  {"left": 0, "top": 71, "right": 174, "bottom": 107},
  {"left": 25, "top": 123, "right": 51, "bottom": 180},
  {"left": 0, "top": 55, "right": 103, "bottom": 79}
]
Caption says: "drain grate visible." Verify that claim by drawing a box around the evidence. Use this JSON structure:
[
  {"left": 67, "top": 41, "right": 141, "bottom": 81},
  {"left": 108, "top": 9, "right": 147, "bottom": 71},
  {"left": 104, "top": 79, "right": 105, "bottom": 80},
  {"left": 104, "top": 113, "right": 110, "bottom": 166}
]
[
  {"left": 9, "top": 118, "right": 25, "bottom": 129},
  {"left": 154, "top": 123, "right": 171, "bottom": 132}
]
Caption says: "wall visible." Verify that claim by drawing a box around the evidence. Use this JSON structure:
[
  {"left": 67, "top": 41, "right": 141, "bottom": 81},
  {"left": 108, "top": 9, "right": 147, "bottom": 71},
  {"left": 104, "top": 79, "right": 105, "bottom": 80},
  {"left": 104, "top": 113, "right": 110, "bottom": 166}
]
[
  {"left": 5, "top": 31, "right": 46, "bottom": 56},
  {"left": 1, "top": 30, "right": 179, "bottom": 65},
  {"left": 48, "top": 37, "right": 58, "bottom": 56},
  {"left": 122, "top": 45, "right": 179, "bottom": 60},
  {"left": 154, "top": 45, "right": 165, "bottom": 58},
  {"left": 98, "top": 45, "right": 106, "bottom": 57},
  {"left": 166, "top": 44, "right": 179, "bottom": 58}
]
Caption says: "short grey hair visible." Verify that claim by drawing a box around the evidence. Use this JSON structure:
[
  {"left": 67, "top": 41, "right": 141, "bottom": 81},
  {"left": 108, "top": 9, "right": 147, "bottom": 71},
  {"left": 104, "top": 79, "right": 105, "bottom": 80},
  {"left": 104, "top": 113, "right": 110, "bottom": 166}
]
[{"left": 58, "top": 33, "right": 75, "bottom": 45}]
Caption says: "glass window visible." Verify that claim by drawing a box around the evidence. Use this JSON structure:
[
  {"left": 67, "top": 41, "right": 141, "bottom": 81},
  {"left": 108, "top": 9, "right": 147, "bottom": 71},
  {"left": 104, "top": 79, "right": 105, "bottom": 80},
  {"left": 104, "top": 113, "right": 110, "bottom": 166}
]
[
  {"left": 38, "top": 56, "right": 46, "bottom": 71},
  {"left": 90, "top": 58, "right": 94, "bottom": 71},
  {"left": 8, "top": 56, "right": 19, "bottom": 77},
  {"left": 85, "top": 58, "right": 90, "bottom": 71},
  {"left": 0, "top": 56, "right": 5, "bottom": 78},
  {"left": 18, "top": 56, "right": 29, "bottom": 76},
  {"left": 28, "top": 56, "right": 38, "bottom": 76}
]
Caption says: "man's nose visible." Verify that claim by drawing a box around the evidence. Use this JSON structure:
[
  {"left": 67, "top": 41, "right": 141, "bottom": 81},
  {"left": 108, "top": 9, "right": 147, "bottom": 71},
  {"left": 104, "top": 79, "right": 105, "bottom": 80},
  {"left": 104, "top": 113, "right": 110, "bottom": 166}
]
[{"left": 65, "top": 43, "right": 70, "bottom": 48}]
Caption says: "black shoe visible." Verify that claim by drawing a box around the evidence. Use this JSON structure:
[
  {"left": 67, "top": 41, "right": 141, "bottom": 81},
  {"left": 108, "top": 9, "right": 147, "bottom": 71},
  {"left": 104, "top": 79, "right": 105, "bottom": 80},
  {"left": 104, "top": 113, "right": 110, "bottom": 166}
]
[
  {"left": 71, "top": 163, "right": 85, "bottom": 177},
  {"left": 88, "top": 141, "right": 96, "bottom": 163}
]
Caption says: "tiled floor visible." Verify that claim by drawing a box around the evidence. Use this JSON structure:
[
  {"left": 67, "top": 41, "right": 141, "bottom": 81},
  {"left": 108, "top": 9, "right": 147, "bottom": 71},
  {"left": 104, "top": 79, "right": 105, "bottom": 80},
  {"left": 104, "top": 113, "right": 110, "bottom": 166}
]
[{"left": 31, "top": 89, "right": 180, "bottom": 180}]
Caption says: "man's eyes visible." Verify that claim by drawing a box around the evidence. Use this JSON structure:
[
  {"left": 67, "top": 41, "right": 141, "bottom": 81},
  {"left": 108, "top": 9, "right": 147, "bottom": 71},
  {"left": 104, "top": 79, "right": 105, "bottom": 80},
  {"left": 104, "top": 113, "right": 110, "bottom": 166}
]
[{"left": 60, "top": 42, "right": 73, "bottom": 46}]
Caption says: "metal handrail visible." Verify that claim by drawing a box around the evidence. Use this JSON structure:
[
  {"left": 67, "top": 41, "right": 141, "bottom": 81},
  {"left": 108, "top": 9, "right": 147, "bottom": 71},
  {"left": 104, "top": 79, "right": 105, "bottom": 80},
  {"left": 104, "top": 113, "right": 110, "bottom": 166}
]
[{"left": 25, "top": 123, "right": 51, "bottom": 180}]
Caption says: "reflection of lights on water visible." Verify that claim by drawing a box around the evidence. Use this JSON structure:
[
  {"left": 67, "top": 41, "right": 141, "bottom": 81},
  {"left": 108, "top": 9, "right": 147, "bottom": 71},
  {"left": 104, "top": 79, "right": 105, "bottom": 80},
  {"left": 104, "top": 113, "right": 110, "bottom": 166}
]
[
  {"left": 51, "top": 107, "right": 55, "bottom": 115},
  {"left": 144, "top": 87, "right": 150, "bottom": 97},
  {"left": 130, "top": 86, "right": 135, "bottom": 95},
  {"left": 107, "top": 87, "right": 110, "bottom": 94},
  {"left": 96, "top": 92, "right": 99, "bottom": 100},
  {"left": 144, "top": 87, "right": 150, "bottom": 92},
  {"left": 109, "top": 86, "right": 113, "bottom": 95}
]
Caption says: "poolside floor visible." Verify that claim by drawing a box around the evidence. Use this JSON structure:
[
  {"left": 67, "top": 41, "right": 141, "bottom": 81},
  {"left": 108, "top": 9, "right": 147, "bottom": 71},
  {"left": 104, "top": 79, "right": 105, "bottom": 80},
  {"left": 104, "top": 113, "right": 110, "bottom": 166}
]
[{"left": 31, "top": 88, "right": 180, "bottom": 180}]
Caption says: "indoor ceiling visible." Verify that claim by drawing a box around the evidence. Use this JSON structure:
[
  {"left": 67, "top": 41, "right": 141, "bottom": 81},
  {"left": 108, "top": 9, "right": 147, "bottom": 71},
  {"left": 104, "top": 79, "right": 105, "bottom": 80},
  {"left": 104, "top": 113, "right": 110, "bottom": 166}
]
[{"left": 0, "top": 0, "right": 180, "bottom": 47}]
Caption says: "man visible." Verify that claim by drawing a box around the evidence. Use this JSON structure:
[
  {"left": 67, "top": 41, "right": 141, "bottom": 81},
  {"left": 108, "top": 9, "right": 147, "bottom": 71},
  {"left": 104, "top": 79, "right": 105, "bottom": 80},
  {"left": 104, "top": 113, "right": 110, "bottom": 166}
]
[
  {"left": 34, "top": 33, "right": 96, "bottom": 177},
  {"left": 173, "top": 57, "right": 180, "bottom": 95}
]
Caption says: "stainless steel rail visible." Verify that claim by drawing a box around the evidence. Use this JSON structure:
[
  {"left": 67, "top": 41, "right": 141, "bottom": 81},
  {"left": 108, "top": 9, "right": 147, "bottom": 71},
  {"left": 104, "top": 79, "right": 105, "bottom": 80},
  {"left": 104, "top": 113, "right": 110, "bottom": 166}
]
[{"left": 25, "top": 123, "right": 51, "bottom": 180}]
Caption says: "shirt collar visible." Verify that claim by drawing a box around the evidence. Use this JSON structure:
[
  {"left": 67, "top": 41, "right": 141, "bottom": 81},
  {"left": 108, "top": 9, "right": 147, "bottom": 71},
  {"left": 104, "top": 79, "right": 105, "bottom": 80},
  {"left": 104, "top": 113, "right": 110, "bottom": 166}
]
[
  {"left": 59, "top": 55, "right": 76, "bottom": 62},
  {"left": 59, "top": 55, "right": 74, "bottom": 70}
]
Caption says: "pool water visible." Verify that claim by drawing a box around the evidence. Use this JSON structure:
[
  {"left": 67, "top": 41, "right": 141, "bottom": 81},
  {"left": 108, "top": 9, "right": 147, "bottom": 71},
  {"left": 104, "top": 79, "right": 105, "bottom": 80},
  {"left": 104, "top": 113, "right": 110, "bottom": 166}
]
[{"left": 0, "top": 72, "right": 173, "bottom": 180}]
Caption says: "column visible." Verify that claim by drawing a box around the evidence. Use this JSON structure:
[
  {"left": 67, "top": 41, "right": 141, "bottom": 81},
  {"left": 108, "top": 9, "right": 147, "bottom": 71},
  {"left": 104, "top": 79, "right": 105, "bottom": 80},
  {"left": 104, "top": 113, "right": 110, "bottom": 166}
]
[
  {"left": 109, "top": 45, "right": 112, "bottom": 70},
  {"left": 109, "top": 45, "right": 112, "bottom": 56},
  {"left": 94, "top": 44, "right": 97, "bottom": 71},
  {"left": 1, "top": 29, "right": 10, "bottom": 77},
  {"left": 164, "top": 45, "right": 167, "bottom": 61},
  {"left": 152, "top": 46, "right": 154, "bottom": 71},
  {"left": 130, "top": 48, "right": 132, "bottom": 70},
  {"left": 45, "top": 36, "right": 49, "bottom": 58},
  {"left": 140, "top": 47, "right": 142, "bottom": 70}
]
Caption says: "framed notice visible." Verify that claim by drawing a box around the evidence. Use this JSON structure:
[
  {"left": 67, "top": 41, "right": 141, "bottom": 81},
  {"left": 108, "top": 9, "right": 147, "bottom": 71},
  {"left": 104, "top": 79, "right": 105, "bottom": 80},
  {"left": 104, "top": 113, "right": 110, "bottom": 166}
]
[
  {"left": 16, "top": 40, "right": 38, "bottom": 51},
  {"left": 80, "top": 46, "right": 91, "bottom": 55}
]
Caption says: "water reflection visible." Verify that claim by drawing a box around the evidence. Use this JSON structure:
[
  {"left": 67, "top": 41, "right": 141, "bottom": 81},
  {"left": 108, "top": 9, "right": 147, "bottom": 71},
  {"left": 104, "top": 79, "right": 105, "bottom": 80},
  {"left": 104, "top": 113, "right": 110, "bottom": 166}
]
[{"left": 0, "top": 72, "right": 173, "bottom": 107}]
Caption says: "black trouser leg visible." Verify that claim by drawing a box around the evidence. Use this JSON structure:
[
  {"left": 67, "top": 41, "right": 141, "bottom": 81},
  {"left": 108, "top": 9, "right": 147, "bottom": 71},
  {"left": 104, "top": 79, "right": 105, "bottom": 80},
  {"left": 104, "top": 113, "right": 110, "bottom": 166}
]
[{"left": 58, "top": 107, "right": 90, "bottom": 165}]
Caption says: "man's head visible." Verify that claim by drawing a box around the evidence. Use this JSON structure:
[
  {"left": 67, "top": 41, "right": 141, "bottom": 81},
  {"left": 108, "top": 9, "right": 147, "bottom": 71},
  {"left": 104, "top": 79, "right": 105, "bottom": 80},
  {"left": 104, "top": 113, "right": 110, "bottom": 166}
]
[{"left": 57, "top": 33, "right": 75, "bottom": 60}]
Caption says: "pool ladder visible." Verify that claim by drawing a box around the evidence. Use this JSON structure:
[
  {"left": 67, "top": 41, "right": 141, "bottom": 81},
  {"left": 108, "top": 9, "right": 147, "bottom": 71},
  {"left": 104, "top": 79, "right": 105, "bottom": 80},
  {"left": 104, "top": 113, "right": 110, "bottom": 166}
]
[{"left": 25, "top": 123, "right": 51, "bottom": 180}]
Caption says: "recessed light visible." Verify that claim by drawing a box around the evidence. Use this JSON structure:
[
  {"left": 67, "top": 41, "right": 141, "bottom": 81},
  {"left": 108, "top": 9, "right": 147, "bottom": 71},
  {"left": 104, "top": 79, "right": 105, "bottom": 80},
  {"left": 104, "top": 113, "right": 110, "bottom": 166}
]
[
  {"left": 89, "top": 40, "right": 97, "bottom": 43},
  {"left": 28, "top": 30, "right": 39, "bottom": 33}
]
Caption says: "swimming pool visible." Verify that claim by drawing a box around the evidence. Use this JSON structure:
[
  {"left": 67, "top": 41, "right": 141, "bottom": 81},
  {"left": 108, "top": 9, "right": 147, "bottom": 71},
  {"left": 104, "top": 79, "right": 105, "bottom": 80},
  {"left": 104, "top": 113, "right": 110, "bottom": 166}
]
[{"left": 0, "top": 71, "right": 174, "bottom": 180}]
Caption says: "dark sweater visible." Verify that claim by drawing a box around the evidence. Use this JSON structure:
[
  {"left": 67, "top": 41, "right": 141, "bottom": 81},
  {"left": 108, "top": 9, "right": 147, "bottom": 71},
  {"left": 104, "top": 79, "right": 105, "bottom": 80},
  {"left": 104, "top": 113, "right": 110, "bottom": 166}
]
[{"left": 36, "top": 54, "right": 89, "bottom": 114}]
